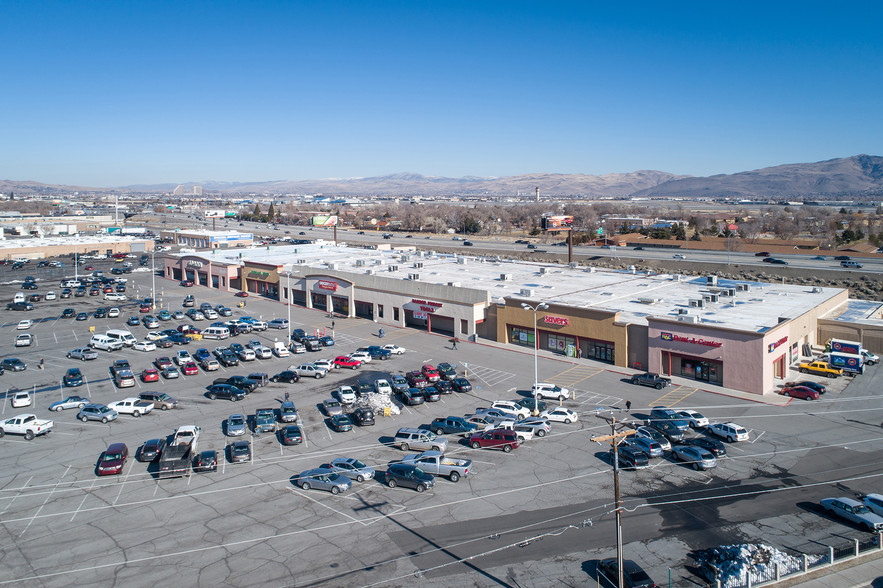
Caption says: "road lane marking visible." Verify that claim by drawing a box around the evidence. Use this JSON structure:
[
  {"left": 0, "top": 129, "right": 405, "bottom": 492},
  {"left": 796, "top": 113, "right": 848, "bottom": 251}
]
[
  {"left": 71, "top": 479, "right": 97, "bottom": 521},
  {"left": 0, "top": 476, "right": 33, "bottom": 515}
]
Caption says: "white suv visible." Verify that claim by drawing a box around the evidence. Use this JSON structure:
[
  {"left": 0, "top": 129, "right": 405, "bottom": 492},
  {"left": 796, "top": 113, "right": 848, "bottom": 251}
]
[
  {"left": 707, "top": 422, "right": 749, "bottom": 442},
  {"left": 531, "top": 383, "right": 570, "bottom": 401},
  {"left": 491, "top": 401, "right": 531, "bottom": 419}
]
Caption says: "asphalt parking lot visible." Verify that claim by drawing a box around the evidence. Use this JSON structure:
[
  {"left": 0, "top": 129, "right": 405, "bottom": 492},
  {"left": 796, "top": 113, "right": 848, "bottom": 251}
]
[{"left": 1, "top": 257, "right": 882, "bottom": 587}]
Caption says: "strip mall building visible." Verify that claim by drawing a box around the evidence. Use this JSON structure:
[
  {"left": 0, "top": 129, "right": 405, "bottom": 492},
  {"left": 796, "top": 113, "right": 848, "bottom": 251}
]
[{"left": 165, "top": 242, "right": 877, "bottom": 396}]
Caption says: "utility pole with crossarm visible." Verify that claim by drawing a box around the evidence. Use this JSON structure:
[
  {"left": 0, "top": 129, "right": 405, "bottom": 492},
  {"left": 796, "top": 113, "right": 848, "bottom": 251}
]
[{"left": 591, "top": 415, "right": 635, "bottom": 588}]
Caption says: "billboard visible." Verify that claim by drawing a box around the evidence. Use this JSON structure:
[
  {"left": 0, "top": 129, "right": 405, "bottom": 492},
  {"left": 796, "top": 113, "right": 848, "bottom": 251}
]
[
  {"left": 311, "top": 215, "right": 338, "bottom": 227},
  {"left": 541, "top": 215, "right": 573, "bottom": 231},
  {"left": 204, "top": 210, "right": 227, "bottom": 218}
]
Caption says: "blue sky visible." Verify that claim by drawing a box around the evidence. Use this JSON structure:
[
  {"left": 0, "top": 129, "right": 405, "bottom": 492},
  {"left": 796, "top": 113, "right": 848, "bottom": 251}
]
[{"left": 3, "top": 1, "right": 882, "bottom": 186}]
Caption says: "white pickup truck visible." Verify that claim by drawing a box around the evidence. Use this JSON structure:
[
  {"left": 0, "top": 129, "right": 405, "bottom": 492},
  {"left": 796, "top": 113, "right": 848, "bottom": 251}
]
[
  {"left": 0, "top": 414, "right": 54, "bottom": 440},
  {"left": 107, "top": 398, "right": 154, "bottom": 417}
]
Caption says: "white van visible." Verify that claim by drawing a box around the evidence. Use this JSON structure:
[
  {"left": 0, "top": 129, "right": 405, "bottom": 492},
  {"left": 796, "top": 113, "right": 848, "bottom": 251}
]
[
  {"left": 90, "top": 334, "right": 124, "bottom": 351},
  {"left": 272, "top": 341, "right": 290, "bottom": 358},
  {"left": 13, "top": 293, "right": 25, "bottom": 303},
  {"left": 61, "top": 279, "right": 81, "bottom": 288},
  {"left": 106, "top": 329, "right": 137, "bottom": 347},
  {"left": 202, "top": 326, "right": 230, "bottom": 340}
]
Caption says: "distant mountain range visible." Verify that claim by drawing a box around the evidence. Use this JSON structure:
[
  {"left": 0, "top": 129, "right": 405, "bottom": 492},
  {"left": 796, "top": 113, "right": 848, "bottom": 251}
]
[{"left": 3, "top": 155, "right": 882, "bottom": 199}]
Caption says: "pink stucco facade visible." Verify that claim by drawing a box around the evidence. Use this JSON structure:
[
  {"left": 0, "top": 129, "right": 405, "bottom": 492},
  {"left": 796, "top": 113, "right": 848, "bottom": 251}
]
[{"left": 647, "top": 318, "right": 793, "bottom": 396}]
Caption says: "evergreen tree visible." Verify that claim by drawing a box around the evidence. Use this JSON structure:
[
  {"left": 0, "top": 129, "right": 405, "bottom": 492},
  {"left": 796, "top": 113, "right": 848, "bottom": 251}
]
[
  {"left": 267, "top": 203, "right": 276, "bottom": 220},
  {"left": 253, "top": 203, "right": 261, "bottom": 216}
]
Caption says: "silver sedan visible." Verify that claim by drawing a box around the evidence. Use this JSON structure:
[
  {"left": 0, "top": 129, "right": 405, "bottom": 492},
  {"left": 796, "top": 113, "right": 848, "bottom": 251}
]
[
  {"left": 297, "top": 468, "right": 352, "bottom": 494},
  {"left": 671, "top": 445, "right": 717, "bottom": 470},
  {"left": 329, "top": 457, "right": 375, "bottom": 483}
]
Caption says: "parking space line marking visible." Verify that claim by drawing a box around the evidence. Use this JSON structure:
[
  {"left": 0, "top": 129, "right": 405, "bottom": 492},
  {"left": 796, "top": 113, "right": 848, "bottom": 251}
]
[
  {"left": 20, "top": 466, "right": 69, "bottom": 537},
  {"left": 113, "top": 460, "right": 136, "bottom": 505},
  {"left": 71, "top": 479, "right": 97, "bottom": 522},
  {"left": 289, "top": 487, "right": 365, "bottom": 526},
  {"left": 0, "top": 476, "right": 33, "bottom": 515},
  {"left": 750, "top": 431, "right": 766, "bottom": 443}
]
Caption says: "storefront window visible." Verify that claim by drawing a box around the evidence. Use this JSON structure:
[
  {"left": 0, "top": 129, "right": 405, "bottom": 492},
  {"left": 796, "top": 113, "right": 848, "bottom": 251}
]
[{"left": 510, "top": 327, "right": 535, "bottom": 347}]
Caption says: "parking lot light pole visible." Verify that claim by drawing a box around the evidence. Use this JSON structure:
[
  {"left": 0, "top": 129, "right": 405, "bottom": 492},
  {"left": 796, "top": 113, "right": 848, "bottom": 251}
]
[
  {"left": 151, "top": 249, "right": 157, "bottom": 310},
  {"left": 521, "top": 302, "right": 548, "bottom": 415},
  {"left": 281, "top": 271, "right": 292, "bottom": 344}
]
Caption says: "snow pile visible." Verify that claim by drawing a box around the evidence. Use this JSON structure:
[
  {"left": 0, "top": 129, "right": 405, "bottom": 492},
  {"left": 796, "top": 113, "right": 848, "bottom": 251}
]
[
  {"left": 355, "top": 392, "right": 401, "bottom": 416},
  {"left": 693, "top": 543, "right": 825, "bottom": 588}
]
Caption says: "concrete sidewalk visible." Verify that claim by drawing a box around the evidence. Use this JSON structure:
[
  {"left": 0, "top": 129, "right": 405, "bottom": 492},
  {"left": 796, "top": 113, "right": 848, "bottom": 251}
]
[{"left": 463, "top": 333, "right": 792, "bottom": 407}]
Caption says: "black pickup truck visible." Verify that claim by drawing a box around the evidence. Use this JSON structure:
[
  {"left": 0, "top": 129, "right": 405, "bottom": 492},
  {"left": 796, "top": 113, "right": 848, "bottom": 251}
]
[{"left": 629, "top": 372, "right": 671, "bottom": 390}]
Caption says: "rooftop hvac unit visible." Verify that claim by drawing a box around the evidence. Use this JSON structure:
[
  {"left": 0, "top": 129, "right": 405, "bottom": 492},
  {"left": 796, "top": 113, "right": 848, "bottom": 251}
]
[
  {"left": 703, "top": 293, "right": 719, "bottom": 303},
  {"left": 569, "top": 262, "right": 578, "bottom": 268},
  {"left": 678, "top": 315, "right": 699, "bottom": 323},
  {"left": 500, "top": 273, "right": 512, "bottom": 281},
  {"left": 737, "top": 283, "right": 751, "bottom": 292},
  {"left": 408, "top": 273, "right": 421, "bottom": 281},
  {"left": 414, "top": 262, "right": 424, "bottom": 269},
  {"left": 689, "top": 299, "right": 706, "bottom": 308},
  {"left": 586, "top": 267, "right": 596, "bottom": 273},
  {"left": 388, "top": 265, "right": 399, "bottom": 272},
  {"left": 355, "top": 260, "right": 365, "bottom": 267},
  {"left": 364, "top": 268, "right": 375, "bottom": 275},
  {"left": 636, "top": 297, "right": 659, "bottom": 304},
  {"left": 448, "top": 281, "right": 461, "bottom": 287},
  {"left": 296, "top": 259, "right": 306, "bottom": 264},
  {"left": 374, "top": 259, "right": 383, "bottom": 265},
  {"left": 400, "top": 255, "right": 410, "bottom": 263},
  {"left": 327, "top": 263, "right": 339, "bottom": 270},
  {"left": 678, "top": 308, "right": 690, "bottom": 315},
  {"left": 706, "top": 275, "right": 718, "bottom": 286},
  {"left": 520, "top": 288, "right": 535, "bottom": 297},
  {"left": 539, "top": 267, "right": 549, "bottom": 275},
  {"left": 721, "top": 288, "right": 735, "bottom": 297},
  {"left": 457, "top": 257, "right": 467, "bottom": 265},
  {"left": 811, "top": 287, "right": 822, "bottom": 293}
]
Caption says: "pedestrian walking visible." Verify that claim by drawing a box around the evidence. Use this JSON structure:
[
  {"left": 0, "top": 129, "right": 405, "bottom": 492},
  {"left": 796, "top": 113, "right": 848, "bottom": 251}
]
[
  {"left": 284, "top": 391, "right": 290, "bottom": 401},
  {"left": 625, "top": 399, "right": 632, "bottom": 411},
  {"left": 331, "top": 320, "right": 335, "bottom": 330},
  {"left": 39, "top": 358, "right": 44, "bottom": 370},
  {"left": 451, "top": 338, "right": 458, "bottom": 350},
  {"left": 378, "top": 328, "right": 384, "bottom": 338}
]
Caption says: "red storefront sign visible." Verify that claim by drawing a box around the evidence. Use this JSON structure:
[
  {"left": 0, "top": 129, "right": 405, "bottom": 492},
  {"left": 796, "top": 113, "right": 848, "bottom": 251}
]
[
  {"left": 317, "top": 280, "right": 338, "bottom": 291},
  {"left": 768, "top": 335, "right": 788, "bottom": 353},
  {"left": 411, "top": 298, "right": 442, "bottom": 313},
  {"left": 660, "top": 331, "right": 722, "bottom": 348},
  {"left": 543, "top": 315, "right": 570, "bottom": 326}
]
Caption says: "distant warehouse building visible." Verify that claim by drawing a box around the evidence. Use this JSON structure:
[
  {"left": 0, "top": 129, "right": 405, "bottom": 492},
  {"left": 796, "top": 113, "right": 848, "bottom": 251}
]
[
  {"left": 0, "top": 235, "right": 154, "bottom": 261},
  {"left": 164, "top": 243, "right": 874, "bottom": 397},
  {"left": 159, "top": 229, "right": 253, "bottom": 249}
]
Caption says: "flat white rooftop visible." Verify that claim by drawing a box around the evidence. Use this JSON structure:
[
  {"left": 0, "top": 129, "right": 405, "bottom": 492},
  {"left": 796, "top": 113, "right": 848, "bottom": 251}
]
[
  {"left": 178, "top": 243, "right": 847, "bottom": 333},
  {"left": 0, "top": 235, "right": 150, "bottom": 249},
  {"left": 170, "top": 230, "right": 251, "bottom": 238}
]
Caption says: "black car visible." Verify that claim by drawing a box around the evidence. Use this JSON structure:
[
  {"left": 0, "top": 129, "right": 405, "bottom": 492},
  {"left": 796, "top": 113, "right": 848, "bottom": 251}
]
[
  {"left": 790, "top": 380, "right": 826, "bottom": 395},
  {"left": 450, "top": 377, "right": 472, "bottom": 392},
  {"left": 228, "top": 441, "right": 250, "bottom": 463},
  {"left": 206, "top": 384, "right": 246, "bottom": 401},
  {"left": 94, "top": 308, "right": 107, "bottom": 319},
  {"left": 329, "top": 414, "right": 353, "bottom": 432},
  {"left": 126, "top": 316, "right": 140, "bottom": 326},
  {"left": 61, "top": 308, "right": 75, "bottom": 318},
  {"left": 1, "top": 358, "right": 26, "bottom": 372},
  {"left": 356, "top": 380, "right": 373, "bottom": 397},
  {"left": 596, "top": 558, "right": 657, "bottom": 588},
  {"left": 612, "top": 446, "right": 649, "bottom": 470},
  {"left": 648, "top": 421, "right": 684, "bottom": 442},
  {"left": 386, "top": 463, "right": 435, "bottom": 492},
  {"left": 270, "top": 371, "right": 300, "bottom": 383},
  {"left": 22, "top": 282, "right": 38, "bottom": 290},
  {"left": 352, "top": 407, "right": 375, "bottom": 426},
  {"left": 279, "top": 425, "right": 303, "bottom": 445},
  {"left": 194, "top": 450, "right": 218, "bottom": 472},
  {"left": 515, "top": 397, "right": 547, "bottom": 412},
  {"left": 434, "top": 380, "right": 453, "bottom": 394},
  {"left": 768, "top": 258, "right": 788, "bottom": 265},
  {"left": 421, "top": 387, "right": 441, "bottom": 402},
  {"left": 139, "top": 438, "right": 166, "bottom": 462},
  {"left": 75, "top": 288, "right": 86, "bottom": 297},
  {"left": 63, "top": 368, "right": 84, "bottom": 387},
  {"left": 155, "top": 338, "right": 174, "bottom": 349},
  {"left": 680, "top": 437, "right": 727, "bottom": 457},
  {"left": 60, "top": 289, "right": 72, "bottom": 298},
  {"left": 834, "top": 255, "right": 851, "bottom": 261},
  {"left": 217, "top": 376, "right": 258, "bottom": 393}
]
